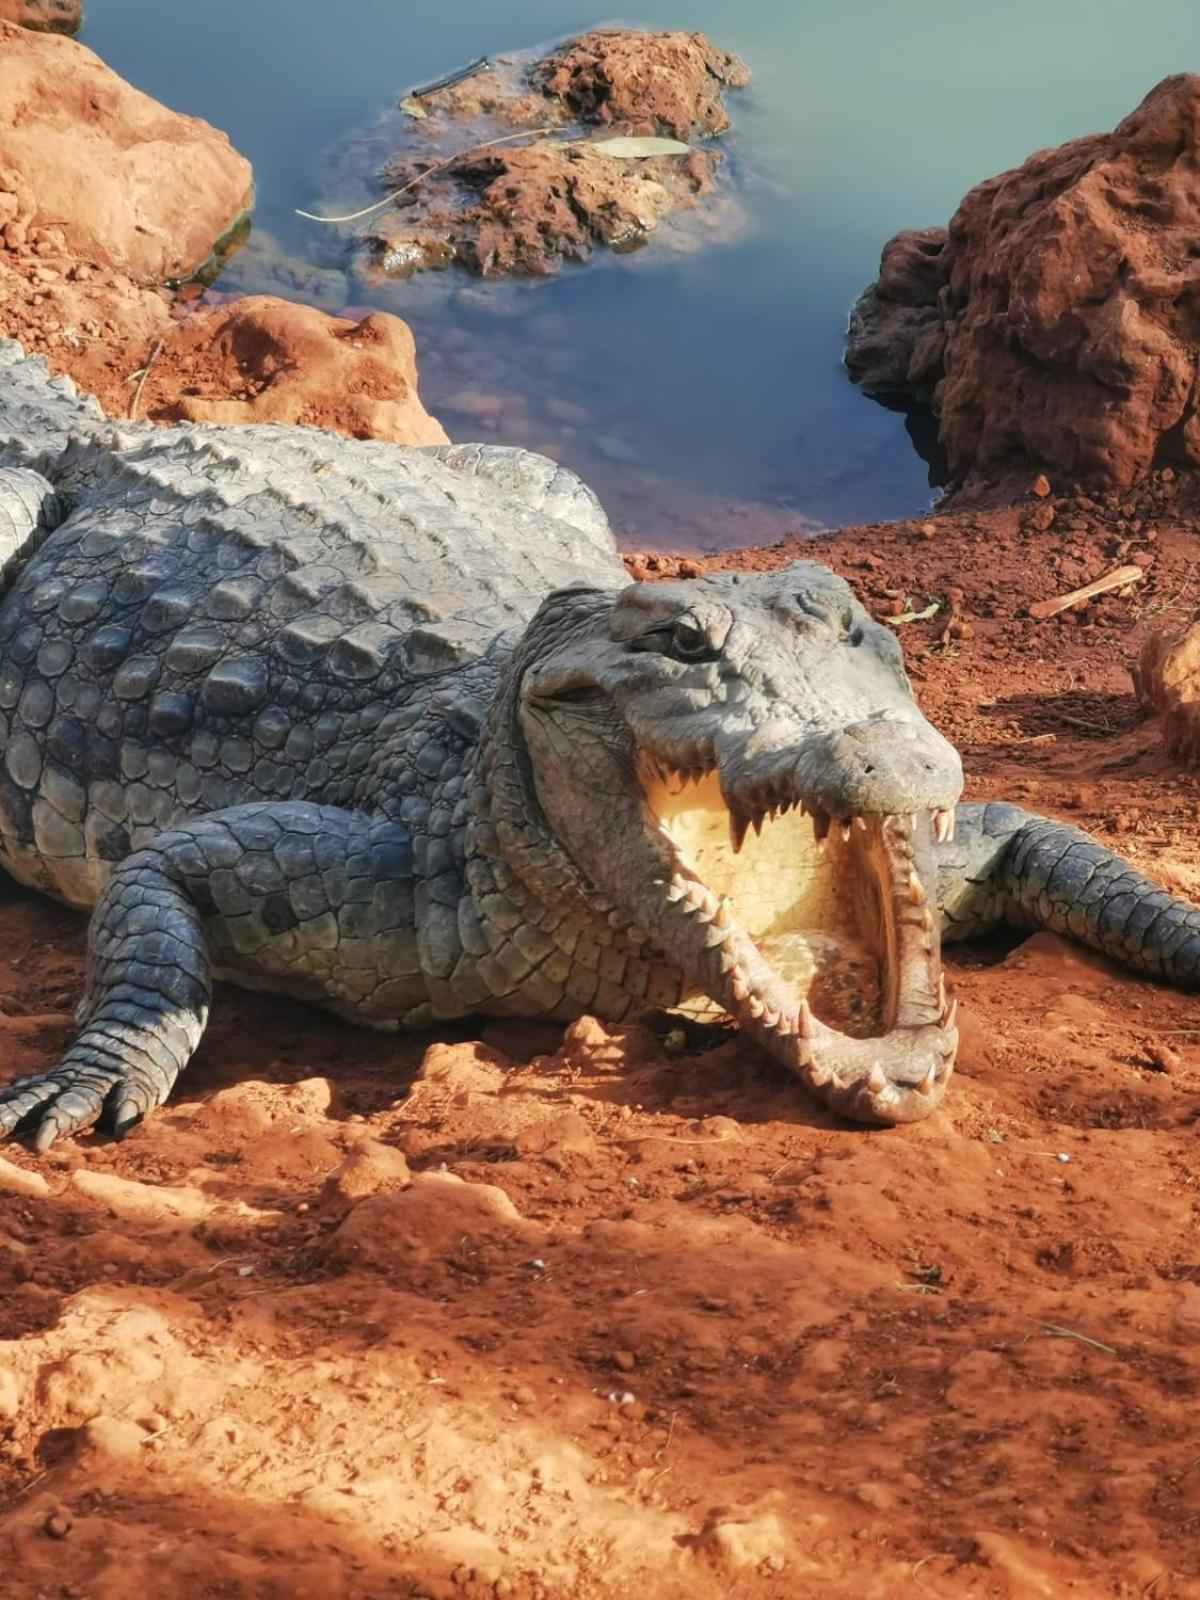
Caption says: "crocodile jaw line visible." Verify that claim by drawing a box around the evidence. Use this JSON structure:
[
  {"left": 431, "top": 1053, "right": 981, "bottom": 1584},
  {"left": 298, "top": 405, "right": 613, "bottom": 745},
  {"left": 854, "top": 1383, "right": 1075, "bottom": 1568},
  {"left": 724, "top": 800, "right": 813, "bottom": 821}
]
[{"left": 641, "top": 766, "right": 958, "bottom": 1125}]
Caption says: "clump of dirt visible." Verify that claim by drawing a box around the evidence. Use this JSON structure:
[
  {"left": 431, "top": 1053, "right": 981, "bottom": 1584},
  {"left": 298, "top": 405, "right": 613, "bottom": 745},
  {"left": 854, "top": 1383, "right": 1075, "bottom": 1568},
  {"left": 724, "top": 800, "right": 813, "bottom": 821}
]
[
  {"left": 338, "top": 30, "right": 749, "bottom": 279},
  {"left": 847, "top": 74, "right": 1200, "bottom": 497},
  {"left": 7, "top": 478, "right": 1200, "bottom": 1596}
]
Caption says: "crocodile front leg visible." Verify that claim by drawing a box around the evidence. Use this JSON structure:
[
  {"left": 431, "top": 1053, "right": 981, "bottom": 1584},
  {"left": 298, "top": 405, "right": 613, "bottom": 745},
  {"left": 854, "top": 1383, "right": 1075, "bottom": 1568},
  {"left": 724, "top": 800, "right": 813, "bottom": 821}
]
[
  {"left": 0, "top": 801, "right": 428, "bottom": 1148},
  {"left": 938, "top": 800, "right": 1200, "bottom": 985}
]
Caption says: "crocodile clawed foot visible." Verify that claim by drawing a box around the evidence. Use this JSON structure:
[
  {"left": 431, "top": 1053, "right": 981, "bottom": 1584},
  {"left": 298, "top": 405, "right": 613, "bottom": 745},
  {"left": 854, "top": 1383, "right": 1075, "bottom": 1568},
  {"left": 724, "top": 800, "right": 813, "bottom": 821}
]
[{"left": 0, "top": 1062, "right": 161, "bottom": 1150}]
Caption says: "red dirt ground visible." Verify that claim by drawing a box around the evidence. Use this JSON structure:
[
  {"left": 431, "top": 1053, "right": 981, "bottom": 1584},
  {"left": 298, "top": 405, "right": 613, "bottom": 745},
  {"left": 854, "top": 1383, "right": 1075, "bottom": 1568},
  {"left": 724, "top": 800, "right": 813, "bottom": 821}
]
[{"left": 5, "top": 477, "right": 1200, "bottom": 1598}]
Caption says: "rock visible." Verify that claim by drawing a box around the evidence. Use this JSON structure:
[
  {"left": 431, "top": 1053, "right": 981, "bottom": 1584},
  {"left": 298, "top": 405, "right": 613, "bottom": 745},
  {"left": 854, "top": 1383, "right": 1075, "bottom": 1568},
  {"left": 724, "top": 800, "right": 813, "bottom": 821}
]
[
  {"left": 80, "top": 1414, "right": 147, "bottom": 1462},
  {"left": 150, "top": 294, "right": 448, "bottom": 441},
  {"left": 151, "top": 297, "right": 447, "bottom": 446},
  {"left": 71, "top": 1170, "right": 213, "bottom": 1222},
  {"left": 696, "top": 1508, "right": 792, "bottom": 1574},
  {"left": 320, "top": 1139, "right": 412, "bottom": 1210},
  {"left": 844, "top": 228, "right": 948, "bottom": 395},
  {"left": 351, "top": 29, "right": 747, "bottom": 279},
  {"left": 0, "top": 21, "right": 251, "bottom": 282},
  {"left": 374, "top": 138, "right": 715, "bottom": 280},
  {"left": 512, "top": 1111, "right": 597, "bottom": 1166},
  {"left": 320, "top": 1171, "right": 529, "bottom": 1273},
  {"left": 0, "top": 1152, "right": 50, "bottom": 1198},
  {"left": 847, "top": 75, "right": 1200, "bottom": 491},
  {"left": 1134, "top": 616, "right": 1200, "bottom": 764},
  {"left": 532, "top": 29, "right": 750, "bottom": 139},
  {"left": 0, "top": 0, "right": 79, "bottom": 33}
]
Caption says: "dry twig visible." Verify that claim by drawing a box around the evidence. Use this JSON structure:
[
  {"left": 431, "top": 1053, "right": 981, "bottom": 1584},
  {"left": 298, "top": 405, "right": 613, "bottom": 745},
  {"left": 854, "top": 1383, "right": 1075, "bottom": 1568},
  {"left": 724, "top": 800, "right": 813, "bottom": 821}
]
[{"left": 296, "top": 126, "right": 558, "bottom": 225}]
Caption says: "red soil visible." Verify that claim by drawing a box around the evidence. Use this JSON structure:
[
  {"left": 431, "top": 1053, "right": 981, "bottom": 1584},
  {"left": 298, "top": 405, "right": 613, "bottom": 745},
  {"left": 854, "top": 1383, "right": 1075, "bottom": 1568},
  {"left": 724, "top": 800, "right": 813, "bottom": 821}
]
[{"left": 4, "top": 471, "right": 1200, "bottom": 1597}]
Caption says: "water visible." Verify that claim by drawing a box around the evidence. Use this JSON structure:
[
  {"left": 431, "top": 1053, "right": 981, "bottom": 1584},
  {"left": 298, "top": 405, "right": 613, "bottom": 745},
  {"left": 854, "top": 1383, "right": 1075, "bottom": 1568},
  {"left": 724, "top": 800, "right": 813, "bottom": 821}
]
[{"left": 82, "top": 2, "right": 1200, "bottom": 549}]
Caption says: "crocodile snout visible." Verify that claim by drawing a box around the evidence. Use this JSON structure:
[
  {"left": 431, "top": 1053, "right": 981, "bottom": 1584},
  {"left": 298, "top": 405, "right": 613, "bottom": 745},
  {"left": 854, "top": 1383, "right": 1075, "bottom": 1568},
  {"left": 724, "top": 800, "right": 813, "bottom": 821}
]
[{"left": 793, "top": 717, "right": 963, "bottom": 821}]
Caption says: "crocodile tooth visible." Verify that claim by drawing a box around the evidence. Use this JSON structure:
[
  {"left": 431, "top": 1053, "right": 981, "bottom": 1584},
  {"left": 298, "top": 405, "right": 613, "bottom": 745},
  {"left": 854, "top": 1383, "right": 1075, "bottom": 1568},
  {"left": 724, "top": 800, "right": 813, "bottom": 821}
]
[
  {"left": 713, "top": 896, "right": 731, "bottom": 928},
  {"left": 907, "top": 870, "right": 925, "bottom": 906},
  {"left": 933, "top": 808, "right": 952, "bottom": 845},
  {"left": 750, "top": 810, "right": 765, "bottom": 839},
  {"left": 854, "top": 815, "right": 868, "bottom": 832},
  {"left": 729, "top": 809, "right": 750, "bottom": 854},
  {"left": 797, "top": 998, "right": 815, "bottom": 1039},
  {"left": 866, "top": 1064, "right": 888, "bottom": 1095},
  {"left": 731, "top": 972, "right": 751, "bottom": 1002},
  {"left": 665, "top": 880, "right": 687, "bottom": 903},
  {"left": 917, "top": 1064, "right": 936, "bottom": 1095},
  {"left": 747, "top": 995, "right": 766, "bottom": 1019},
  {"left": 941, "top": 997, "right": 958, "bottom": 1030},
  {"left": 840, "top": 821, "right": 852, "bottom": 843},
  {"left": 921, "top": 907, "right": 934, "bottom": 932},
  {"left": 937, "top": 972, "right": 947, "bottom": 1009},
  {"left": 945, "top": 806, "right": 956, "bottom": 841},
  {"left": 689, "top": 885, "right": 718, "bottom": 916},
  {"left": 811, "top": 809, "right": 831, "bottom": 844}
]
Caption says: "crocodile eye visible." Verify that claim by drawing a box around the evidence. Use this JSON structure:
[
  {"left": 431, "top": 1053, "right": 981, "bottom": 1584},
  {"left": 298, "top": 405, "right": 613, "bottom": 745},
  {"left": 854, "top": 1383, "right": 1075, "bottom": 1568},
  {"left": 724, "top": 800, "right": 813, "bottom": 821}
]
[{"left": 669, "top": 619, "right": 713, "bottom": 661}]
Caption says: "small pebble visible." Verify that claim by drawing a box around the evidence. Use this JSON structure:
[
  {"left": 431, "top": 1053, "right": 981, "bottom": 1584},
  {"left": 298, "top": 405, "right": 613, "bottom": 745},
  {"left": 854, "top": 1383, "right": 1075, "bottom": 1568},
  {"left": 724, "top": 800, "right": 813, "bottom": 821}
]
[
  {"left": 43, "top": 1509, "right": 72, "bottom": 1540},
  {"left": 1145, "top": 1040, "right": 1181, "bottom": 1075},
  {"left": 612, "top": 1349, "right": 636, "bottom": 1372}
]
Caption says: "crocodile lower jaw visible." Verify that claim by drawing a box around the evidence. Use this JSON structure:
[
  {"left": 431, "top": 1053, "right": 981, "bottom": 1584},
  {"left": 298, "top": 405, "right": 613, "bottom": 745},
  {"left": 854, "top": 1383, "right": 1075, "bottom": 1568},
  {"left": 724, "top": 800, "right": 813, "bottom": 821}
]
[{"left": 642, "top": 767, "right": 959, "bottom": 1124}]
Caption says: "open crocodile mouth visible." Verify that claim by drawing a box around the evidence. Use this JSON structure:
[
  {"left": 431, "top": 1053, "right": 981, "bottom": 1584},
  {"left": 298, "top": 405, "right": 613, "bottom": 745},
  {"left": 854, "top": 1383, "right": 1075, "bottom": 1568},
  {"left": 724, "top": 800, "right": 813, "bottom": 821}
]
[{"left": 640, "top": 764, "right": 959, "bottom": 1124}]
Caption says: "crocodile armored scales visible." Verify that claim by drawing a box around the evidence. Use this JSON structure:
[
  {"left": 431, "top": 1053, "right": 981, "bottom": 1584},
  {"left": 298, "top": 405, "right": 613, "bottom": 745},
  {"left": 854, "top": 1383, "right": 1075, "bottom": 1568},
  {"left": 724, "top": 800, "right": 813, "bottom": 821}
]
[{"left": 0, "top": 340, "right": 1197, "bottom": 1148}]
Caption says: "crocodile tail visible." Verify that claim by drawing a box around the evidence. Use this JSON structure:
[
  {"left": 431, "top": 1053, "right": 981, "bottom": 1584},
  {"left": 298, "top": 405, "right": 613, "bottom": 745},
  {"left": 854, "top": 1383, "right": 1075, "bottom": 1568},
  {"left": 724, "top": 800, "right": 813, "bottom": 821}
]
[{"left": 998, "top": 812, "right": 1200, "bottom": 988}]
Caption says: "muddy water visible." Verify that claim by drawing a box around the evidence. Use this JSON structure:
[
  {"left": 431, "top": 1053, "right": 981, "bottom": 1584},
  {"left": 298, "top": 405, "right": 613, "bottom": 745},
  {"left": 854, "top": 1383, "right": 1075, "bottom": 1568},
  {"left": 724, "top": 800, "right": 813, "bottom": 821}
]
[{"left": 84, "top": 1, "right": 1200, "bottom": 548}]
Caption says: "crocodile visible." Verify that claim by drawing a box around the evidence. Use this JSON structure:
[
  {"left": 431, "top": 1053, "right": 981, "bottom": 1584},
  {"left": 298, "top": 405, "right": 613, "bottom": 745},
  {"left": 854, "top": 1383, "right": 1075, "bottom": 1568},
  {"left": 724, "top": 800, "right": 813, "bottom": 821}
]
[{"left": 0, "top": 337, "right": 1197, "bottom": 1149}]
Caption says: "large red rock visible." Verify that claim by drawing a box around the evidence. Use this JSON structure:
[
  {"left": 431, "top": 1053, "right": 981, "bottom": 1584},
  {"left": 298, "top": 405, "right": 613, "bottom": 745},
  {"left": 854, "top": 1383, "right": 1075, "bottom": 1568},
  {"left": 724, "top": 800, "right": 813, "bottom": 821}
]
[
  {"left": 148, "top": 296, "right": 448, "bottom": 446},
  {"left": 847, "top": 75, "right": 1200, "bottom": 492},
  {"left": 0, "top": 19, "right": 251, "bottom": 282}
]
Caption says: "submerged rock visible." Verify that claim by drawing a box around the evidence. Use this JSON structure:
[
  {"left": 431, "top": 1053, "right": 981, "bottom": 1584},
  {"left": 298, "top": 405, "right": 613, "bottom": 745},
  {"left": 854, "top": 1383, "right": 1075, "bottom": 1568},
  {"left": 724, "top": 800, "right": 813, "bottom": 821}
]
[
  {"left": 846, "top": 75, "right": 1200, "bottom": 493},
  {"left": 323, "top": 29, "right": 749, "bottom": 280}
]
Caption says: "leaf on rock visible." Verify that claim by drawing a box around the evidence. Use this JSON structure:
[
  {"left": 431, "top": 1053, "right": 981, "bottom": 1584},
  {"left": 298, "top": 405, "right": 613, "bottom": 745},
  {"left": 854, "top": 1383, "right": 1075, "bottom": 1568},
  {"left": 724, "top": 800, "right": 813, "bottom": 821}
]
[{"left": 588, "top": 136, "right": 692, "bottom": 158}]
